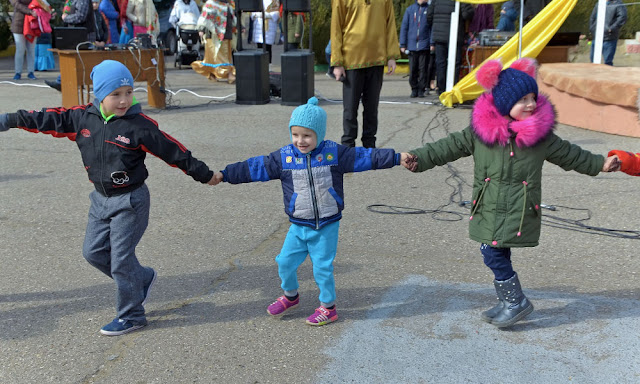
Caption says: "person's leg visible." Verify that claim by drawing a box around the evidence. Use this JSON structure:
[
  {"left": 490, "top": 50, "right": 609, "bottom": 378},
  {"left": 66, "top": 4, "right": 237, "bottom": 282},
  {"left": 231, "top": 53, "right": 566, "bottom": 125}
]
[
  {"left": 590, "top": 40, "right": 595, "bottom": 63},
  {"left": 480, "top": 243, "right": 513, "bottom": 281},
  {"left": 408, "top": 51, "right": 419, "bottom": 97},
  {"left": 427, "top": 49, "right": 436, "bottom": 90},
  {"left": 13, "top": 33, "right": 25, "bottom": 77},
  {"left": 454, "top": 43, "right": 464, "bottom": 84},
  {"left": 26, "top": 39, "right": 36, "bottom": 76},
  {"left": 417, "top": 50, "right": 428, "bottom": 96},
  {"left": 108, "top": 185, "right": 152, "bottom": 325},
  {"left": 266, "top": 44, "right": 273, "bottom": 63},
  {"left": 435, "top": 42, "right": 448, "bottom": 94},
  {"left": 603, "top": 39, "right": 617, "bottom": 66},
  {"left": 341, "top": 68, "right": 365, "bottom": 147},
  {"left": 83, "top": 190, "right": 113, "bottom": 278},
  {"left": 275, "top": 224, "right": 310, "bottom": 295},
  {"left": 361, "top": 65, "right": 384, "bottom": 148},
  {"left": 307, "top": 221, "right": 340, "bottom": 308}
]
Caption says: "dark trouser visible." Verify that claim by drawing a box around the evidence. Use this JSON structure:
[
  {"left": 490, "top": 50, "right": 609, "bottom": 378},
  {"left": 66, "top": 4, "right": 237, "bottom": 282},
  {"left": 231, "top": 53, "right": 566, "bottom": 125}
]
[
  {"left": 257, "top": 43, "right": 273, "bottom": 63},
  {"left": 408, "top": 50, "right": 428, "bottom": 92},
  {"left": 434, "top": 42, "right": 464, "bottom": 94},
  {"left": 480, "top": 244, "right": 514, "bottom": 281},
  {"left": 286, "top": 42, "right": 300, "bottom": 51},
  {"left": 341, "top": 65, "right": 384, "bottom": 148},
  {"left": 82, "top": 185, "right": 154, "bottom": 324},
  {"left": 427, "top": 50, "right": 436, "bottom": 88}
]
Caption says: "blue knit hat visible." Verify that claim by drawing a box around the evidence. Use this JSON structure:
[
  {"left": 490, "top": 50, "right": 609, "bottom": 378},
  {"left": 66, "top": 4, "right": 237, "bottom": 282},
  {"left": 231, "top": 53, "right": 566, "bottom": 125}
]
[
  {"left": 90, "top": 60, "right": 134, "bottom": 104},
  {"left": 289, "top": 97, "right": 327, "bottom": 143},
  {"left": 492, "top": 67, "right": 538, "bottom": 116}
]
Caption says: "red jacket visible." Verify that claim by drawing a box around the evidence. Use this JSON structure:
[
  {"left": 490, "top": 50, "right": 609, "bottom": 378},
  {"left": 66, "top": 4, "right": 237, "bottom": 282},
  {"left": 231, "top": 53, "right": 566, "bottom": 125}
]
[{"left": 24, "top": 0, "right": 52, "bottom": 42}]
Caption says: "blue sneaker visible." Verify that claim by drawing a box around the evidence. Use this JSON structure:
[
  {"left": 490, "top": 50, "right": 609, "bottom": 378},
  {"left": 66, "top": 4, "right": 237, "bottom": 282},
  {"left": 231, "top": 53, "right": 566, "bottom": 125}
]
[
  {"left": 142, "top": 268, "right": 157, "bottom": 306},
  {"left": 100, "top": 318, "right": 146, "bottom": 336},
  {"left": 13, "top": 73, "right": 20, "bottom": 80},
  {"left": 27, "top": 72, "right": 37, "bottom": 80}
]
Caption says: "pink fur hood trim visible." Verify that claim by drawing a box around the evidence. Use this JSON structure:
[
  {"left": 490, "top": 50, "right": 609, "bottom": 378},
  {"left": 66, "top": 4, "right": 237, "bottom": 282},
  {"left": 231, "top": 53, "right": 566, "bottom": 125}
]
[{"left": 470, "top": 93, "right": 556, "bottom": 148}]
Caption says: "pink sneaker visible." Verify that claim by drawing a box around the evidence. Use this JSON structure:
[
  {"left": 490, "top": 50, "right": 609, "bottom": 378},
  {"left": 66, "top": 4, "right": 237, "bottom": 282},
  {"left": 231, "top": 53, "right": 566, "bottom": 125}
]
[
  {"left": 267, "top": 295, "right": 299, "bottom": 316},
  {"left": 305, "top": 306, "right": 338, "bottom": 326}
]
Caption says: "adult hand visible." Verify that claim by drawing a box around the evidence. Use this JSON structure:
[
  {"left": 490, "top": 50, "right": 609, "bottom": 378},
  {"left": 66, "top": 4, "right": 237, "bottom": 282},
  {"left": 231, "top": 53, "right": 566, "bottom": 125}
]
[
  {"left": 386, "top": 59, "right": 396, "bottom": 75},
  {"left": 400, "top": 47, "right": 405, "bottom": 54},
  {"left": 333, "top": 66, "right": 346, "bottom": 82}
]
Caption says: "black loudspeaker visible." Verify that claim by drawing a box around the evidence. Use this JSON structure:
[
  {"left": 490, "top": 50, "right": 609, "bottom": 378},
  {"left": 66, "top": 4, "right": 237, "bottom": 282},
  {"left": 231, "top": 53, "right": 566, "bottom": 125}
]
[
  {"left": 236, "top": 0, "right": 263, "bottom": 11},
  {"left": 281, "top": 50, "right": 314, "bottom": 106},
  {"left": 282, "top": 0, "right": 310, "bottom": 12},
  {"left": 234, "top": 50, "right": 270, "bottom": 105}
]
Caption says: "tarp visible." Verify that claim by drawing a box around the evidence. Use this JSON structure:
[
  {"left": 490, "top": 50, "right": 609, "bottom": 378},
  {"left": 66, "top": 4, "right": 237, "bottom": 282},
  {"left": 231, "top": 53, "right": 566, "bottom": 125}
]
[{"left": 440, "top": 0, "right": 578, "bottom": 107}]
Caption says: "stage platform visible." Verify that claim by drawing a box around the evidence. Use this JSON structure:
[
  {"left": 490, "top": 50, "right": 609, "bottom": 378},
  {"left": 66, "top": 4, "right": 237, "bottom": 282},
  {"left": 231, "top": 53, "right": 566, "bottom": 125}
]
[{"left": 538, "top": 63, "right": 640, "bottom": 137}]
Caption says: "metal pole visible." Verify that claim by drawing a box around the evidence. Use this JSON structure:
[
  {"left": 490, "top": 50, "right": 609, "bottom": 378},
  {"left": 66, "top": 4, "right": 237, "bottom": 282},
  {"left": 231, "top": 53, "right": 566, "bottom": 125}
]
[
  {"left": 593, "top": 0, "right": 607, "bottom": 64},
  {"left": 518, "top": 0, "right": 523, "bottom": 58},
  {"left": 446, "top": 1, "right": 460, "bottom": 92}
]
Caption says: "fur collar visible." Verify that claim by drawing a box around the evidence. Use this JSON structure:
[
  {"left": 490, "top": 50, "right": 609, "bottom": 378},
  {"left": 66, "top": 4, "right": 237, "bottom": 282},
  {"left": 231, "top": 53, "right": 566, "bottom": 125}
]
[{"left": 470, "top": 93, "right": 556, "bottom": 148}]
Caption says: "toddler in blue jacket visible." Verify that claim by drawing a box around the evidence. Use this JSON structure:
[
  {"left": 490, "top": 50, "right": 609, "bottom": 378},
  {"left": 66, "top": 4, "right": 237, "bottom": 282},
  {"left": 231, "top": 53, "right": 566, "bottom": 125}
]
[{"left": 211, "top": 97, "right": 407, "bottom": 326}]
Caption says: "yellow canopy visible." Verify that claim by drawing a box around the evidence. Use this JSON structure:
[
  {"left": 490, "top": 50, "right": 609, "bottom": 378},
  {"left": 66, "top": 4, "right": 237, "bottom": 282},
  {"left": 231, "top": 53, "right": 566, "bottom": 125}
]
[{"left": 440, "top": 0, "right": 578, "bottom": 107}]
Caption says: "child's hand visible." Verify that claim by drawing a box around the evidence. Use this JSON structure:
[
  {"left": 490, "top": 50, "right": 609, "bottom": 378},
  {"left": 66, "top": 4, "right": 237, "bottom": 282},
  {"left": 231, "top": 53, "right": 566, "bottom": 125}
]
[
  {"left": 0, "top": 113, "right": 9, "bottom": 132},
  {"left": 602, "top": 155, "right": 620, "bottom": 172},
  {"left": 401, "top": 152, "right": 418, "bottom": 172},
  {"left": 208, "top": 172, "right": 224, "bottom": 185},
  {"left": 607, "top": 150, "right": 640, "bottom": 175}
]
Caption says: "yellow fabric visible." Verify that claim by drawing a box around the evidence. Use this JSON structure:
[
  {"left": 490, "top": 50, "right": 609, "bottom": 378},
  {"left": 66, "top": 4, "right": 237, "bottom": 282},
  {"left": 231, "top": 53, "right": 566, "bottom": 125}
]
[
  {"left": 191, "top": 39, "right": 236, "bottom": 82},
  {"left": 330, "top": 0, "right": 400, "bottom": 70},
  {"left": 439, "top": 0, "right": 577, "bottom": 107}
]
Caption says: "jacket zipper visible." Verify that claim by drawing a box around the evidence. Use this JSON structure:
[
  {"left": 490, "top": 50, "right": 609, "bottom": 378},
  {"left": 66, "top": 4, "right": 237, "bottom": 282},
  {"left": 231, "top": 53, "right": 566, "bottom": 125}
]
[
  {"left": 306, "top": 153, "right": 320, "bottom": 229},
  {"left": 100, "top": 120, "right": 107, "bottom": 196}
]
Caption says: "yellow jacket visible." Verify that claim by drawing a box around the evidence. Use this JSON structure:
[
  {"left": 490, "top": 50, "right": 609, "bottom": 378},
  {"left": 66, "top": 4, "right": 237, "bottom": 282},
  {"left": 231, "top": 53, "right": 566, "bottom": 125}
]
[{"left": 330, "top": 0, "right": 400, "bottom": 70}]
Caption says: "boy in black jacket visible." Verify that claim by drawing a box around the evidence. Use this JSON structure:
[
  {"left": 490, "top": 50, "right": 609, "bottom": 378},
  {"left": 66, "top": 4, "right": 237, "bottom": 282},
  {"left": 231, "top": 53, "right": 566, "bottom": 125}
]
[{"left": 0, "top": 60, "right": 216, "bottom": 336}]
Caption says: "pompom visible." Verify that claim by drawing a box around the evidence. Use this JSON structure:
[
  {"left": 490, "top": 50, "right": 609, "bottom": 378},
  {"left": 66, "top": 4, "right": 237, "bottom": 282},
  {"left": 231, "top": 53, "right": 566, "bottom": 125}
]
[
  {"left": 509, "top": 58, "right": 537, "bottom": 79},
  {"left": 307, "top": 96, "right": 319, "bottom": 106},
  {"left": 476, "top": 59, "right": 503, "bottom": 91}
]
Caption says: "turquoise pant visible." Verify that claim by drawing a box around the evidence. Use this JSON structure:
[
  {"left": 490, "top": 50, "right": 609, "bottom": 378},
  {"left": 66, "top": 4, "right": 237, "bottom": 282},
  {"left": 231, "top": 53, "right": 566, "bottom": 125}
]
[{"left": 276, "top": 221, "right": 340, "bottom": 307}]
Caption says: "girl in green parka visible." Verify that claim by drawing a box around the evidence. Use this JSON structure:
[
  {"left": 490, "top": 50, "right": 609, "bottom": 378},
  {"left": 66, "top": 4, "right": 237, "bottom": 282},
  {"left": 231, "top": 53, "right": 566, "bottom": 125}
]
[{"left": 400, "top": 58, "right": 619, "bottom": 328}]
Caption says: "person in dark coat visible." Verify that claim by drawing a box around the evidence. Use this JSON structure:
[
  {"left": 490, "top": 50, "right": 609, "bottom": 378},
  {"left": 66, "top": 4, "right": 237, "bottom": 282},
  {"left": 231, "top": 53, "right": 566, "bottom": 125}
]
[
  {"left": 589, "top": 0, "right": 627, "bottom": 66},
  {"left": 427, "top": 0, "right": 474, "bottom": 95},
  {"left": 496, "top": 0, "right": 517, "bottom": 32},
  {"left": 399, "top": 0, "right": 432, "bottom": 98}
]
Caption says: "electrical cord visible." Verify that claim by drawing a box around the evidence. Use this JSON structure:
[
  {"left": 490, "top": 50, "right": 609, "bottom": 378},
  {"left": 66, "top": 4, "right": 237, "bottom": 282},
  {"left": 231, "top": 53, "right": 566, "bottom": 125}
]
[{"left": 366, "top": 106, "right": 640, "bottom": 239}]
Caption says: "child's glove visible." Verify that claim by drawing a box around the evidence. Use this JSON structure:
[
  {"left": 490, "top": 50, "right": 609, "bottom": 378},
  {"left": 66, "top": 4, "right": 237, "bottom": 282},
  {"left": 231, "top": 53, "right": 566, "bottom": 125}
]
[
  {"left": 0, "top": 113, "right": 9, "bottom": 132},
  {"left": 608, "top": 150, "right": 640, "bottom": 176}
]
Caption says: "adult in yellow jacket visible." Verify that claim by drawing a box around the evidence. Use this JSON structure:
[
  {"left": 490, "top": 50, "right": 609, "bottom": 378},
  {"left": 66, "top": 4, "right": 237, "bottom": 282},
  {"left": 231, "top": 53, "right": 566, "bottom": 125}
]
[{"left": 330, "top": 0, "right": 400, "bottom": 148}]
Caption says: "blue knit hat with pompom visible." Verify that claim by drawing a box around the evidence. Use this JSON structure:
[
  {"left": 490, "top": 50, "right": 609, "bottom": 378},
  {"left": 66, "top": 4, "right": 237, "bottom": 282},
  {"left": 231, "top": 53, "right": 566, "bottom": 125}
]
[{"left": 289, "top": 97, "right": 327, "bottom": 142}]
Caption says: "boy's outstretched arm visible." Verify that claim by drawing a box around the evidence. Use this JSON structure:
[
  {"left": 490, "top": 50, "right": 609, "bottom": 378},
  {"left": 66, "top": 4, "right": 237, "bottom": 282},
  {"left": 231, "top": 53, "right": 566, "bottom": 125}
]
[{"left": 607, "top": 150, "right": 638, "bottom": 174}]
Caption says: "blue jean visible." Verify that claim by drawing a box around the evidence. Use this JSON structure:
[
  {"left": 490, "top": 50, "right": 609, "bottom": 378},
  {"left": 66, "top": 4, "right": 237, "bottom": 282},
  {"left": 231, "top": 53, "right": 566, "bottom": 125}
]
[
  {"left": 276, "top": 221, "right": 340, "bottom": 307},
  {"left": 480, "top": 244, "right": 514, "bottom": 281},
  {"left": 82, "top": 184, "right": 154, "bottom": 324},
  {"left": 13, "top": 33, "right": 36, "bottom": 75},
  {"left": 590, "top": 39, "right": 617, "bottom": 66}
]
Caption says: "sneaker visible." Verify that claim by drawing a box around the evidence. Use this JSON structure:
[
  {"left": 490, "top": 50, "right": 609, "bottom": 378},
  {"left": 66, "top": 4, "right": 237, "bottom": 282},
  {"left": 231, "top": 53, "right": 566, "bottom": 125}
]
[
  {"left": 267, "top": 295, "right": 299, "bottom": 316},
  {"left": 142, "top": 268, "right": 157, "bottom": 306},
  {"left": 305, "top": 306, "right": 337, "bottom": 326},
  {"left": 99, "top": 318, "right": 146, "bottom": 336},
  {"left": 13, "top": 73, "right": 20, "bottom": 80},
  {"left": 27, "top": 72, "right": 36, "bottom": 80},
  {"left": 45, "top": 79, "right": 61, "bottom": 92}
]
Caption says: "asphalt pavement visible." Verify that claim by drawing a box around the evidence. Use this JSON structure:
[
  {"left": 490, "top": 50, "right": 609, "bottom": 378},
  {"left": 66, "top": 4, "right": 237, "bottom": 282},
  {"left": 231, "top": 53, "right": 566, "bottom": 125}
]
[{"left": 1, "top": 45, "right": 639, "bottom": 383}]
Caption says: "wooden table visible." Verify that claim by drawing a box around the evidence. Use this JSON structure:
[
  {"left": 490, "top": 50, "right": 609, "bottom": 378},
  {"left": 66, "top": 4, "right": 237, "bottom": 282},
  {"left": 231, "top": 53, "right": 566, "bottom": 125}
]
[
  {"left": 470, "top": 45, "right": 573, "bottom": 68},
  {"left": 52, "top": 48, "right": 166, "bottom": 109}
]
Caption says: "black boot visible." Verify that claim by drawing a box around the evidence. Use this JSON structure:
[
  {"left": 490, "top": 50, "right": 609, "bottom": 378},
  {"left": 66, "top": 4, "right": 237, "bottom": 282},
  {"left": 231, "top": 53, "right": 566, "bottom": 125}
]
[
  {"left": 491, "top": 272, "right": 533, "bottom": 328},
  {"left": 480, "top": 279, "right": 506, "bottom": 323}
]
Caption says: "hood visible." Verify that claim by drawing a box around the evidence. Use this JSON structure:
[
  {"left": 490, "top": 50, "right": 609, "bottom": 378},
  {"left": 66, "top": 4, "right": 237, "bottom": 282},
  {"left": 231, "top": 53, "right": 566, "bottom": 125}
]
[{"left": 470, "top": 93, "right": 556, "bottom": 148}]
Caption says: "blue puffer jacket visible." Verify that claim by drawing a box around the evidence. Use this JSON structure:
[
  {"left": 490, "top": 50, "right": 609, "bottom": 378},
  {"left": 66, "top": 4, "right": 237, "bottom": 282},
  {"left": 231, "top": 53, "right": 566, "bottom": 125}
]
[
  {"left": 399, "top": 1, "right": 431, "bottom": 52},
  {"left": 222, "top": 140, "right": 400, "bottom": 229}
]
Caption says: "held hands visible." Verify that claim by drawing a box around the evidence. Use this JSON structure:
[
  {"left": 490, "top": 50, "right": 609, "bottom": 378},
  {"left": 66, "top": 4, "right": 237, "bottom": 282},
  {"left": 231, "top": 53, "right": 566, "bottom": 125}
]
[
  {"left": 607, "top": 150, "right": 640, "bottom": 175},
  {"left": 401, "top": 152, "right": 418, "bottom": 172},
  {"left": 208, "top": 172, "right": 224, "bottom": 186},
  {"left": 602, "top": 155, "right": 621, "bottom": 172}
]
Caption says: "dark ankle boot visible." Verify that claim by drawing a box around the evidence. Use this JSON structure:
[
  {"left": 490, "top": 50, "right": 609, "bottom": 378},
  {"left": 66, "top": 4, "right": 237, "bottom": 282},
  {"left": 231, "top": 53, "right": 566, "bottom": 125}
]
[
  {"left": 491, "top": 272, "right": 534, "bottom": 328},
  {"left": 480, "top": 279, "right": 506, "bottom": 323}
]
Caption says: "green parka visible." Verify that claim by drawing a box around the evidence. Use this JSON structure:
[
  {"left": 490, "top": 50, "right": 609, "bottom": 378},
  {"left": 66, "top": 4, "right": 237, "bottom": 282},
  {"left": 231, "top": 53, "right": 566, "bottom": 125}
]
[{"left": 409, "top": 95, "right": 604, "bottom": 248}]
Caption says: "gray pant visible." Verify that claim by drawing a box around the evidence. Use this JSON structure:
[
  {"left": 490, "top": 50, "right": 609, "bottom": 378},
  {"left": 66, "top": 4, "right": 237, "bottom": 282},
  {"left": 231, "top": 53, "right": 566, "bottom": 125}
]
[{"left": 83, "top": 184, "right": 153, "bottom": 324}]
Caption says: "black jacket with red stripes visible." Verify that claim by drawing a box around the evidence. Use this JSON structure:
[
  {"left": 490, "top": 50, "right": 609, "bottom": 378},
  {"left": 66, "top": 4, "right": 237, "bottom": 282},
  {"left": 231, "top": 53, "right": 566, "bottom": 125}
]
[{"left": 6, "top": 102, "right": 213, "bottom": 196}]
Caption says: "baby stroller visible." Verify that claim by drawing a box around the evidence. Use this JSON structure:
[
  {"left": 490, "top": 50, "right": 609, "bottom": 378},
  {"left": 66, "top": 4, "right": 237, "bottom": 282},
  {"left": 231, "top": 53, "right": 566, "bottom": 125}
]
[{"left": 175, "top": 12, "right": 201, "bottom": 69}]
